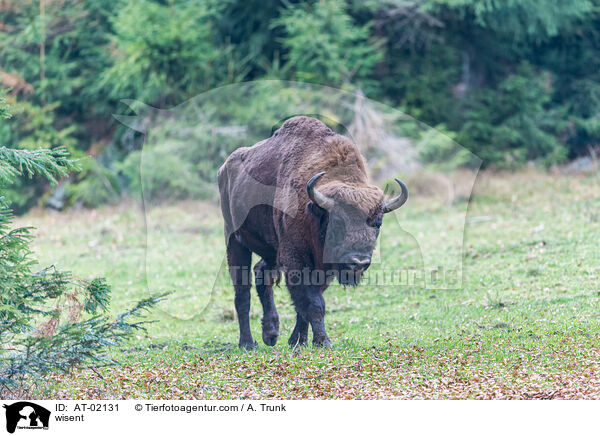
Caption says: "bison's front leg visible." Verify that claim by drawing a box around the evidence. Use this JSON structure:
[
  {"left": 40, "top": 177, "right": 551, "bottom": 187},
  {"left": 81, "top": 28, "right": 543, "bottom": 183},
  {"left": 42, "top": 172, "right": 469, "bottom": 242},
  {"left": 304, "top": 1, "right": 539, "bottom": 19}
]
[
  {"left": 287, "top": 274, "right": 331, "bottom": 347},
  {"left": 288, "top": 313, "right": 309, "bottom": 347},
  {"left": 306, "top": 288, "right": 331, "bottom": 347}
]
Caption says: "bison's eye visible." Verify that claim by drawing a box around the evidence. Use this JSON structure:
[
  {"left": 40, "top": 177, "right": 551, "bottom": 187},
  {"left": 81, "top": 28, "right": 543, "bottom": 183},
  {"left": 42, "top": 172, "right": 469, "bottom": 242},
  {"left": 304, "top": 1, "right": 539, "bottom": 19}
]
[{"left": 367, "top": 216, "right": 383, "bottom": 228}]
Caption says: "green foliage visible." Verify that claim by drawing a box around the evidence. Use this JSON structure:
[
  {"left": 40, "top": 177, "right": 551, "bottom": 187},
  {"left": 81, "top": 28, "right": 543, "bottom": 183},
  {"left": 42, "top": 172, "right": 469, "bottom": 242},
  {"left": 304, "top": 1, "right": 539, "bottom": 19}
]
[
  {"left": 0, "top": 0, "right": 113, "bottom": 212},
  {"left": 0, "top": 146, "right": 77, "bottom": 185},
  {"left": 64, "top": 157, "right": 121, "bottom": 208},
  {"left": 274, "top": 0, "right": 382, "bottom": 87},
  {"left": 457, "top": 63, "right": 568, "bottom": 167},
  {"left": 120, "top": 148, "right": 209, "bottom": 201},
  {"left": 0, "top": 97, "right": 10, "bottom": 121},
  {"left": 418, "top": 124, "right": 477, "bottom": 169},
  {"left": 211, "top": 0, "right": 286, "bottom": 76},
  {"left": 431, "top": 0, "right": 594, "bottom": 41},
  {"left": 0, "top": 100, "right": 77, "bottom": 151},
  {"left": 0, "top": 0, "right": 122, "bottom": 130},
  {"left": 0, "top": 97, "right": 80, "bottom": 212},
  {"left": 99, "top": 0, "right": 237, "bottom": 106},
  {"left": 372, "top": 0, "right": 600, "bottom": 167}
]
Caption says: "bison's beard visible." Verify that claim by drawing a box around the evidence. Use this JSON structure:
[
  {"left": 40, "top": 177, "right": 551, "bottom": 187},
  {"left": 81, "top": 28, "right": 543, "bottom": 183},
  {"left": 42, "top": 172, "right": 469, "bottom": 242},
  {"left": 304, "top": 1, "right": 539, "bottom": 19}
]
[{"left": 337, "top": 268, "right": 365, "bottom": 287}]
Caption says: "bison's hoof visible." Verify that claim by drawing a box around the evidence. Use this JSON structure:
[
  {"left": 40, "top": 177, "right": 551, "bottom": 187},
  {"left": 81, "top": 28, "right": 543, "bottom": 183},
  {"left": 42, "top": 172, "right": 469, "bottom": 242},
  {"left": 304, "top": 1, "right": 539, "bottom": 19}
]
[
  {"left": 262, "top": 332, "right": 279, "bottom": 346},
  {"left": 288, "top": 335, "right": 307, "bottom": 348},
  {"left": 238, "top": 340, "right": 257, "bottom": 350},
  {"left": 313, "top": 337, "right": 331, "bottom": 348},
  {"left": 261, "top": 316, "right": 280, "bottom": 347}
]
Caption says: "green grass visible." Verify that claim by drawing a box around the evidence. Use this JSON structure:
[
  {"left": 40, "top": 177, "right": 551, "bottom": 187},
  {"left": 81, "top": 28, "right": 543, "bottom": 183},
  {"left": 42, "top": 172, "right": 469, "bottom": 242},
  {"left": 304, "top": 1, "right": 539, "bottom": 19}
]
[{"left": 17, "top": 170, "right": 600, "bottom": 399}]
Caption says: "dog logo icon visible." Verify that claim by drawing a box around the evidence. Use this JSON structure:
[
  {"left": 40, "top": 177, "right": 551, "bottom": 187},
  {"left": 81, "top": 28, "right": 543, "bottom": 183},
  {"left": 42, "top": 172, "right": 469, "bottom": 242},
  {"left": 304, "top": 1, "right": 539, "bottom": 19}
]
[{"left": 3, "top": 402, "right": 50, "bottom": 433}]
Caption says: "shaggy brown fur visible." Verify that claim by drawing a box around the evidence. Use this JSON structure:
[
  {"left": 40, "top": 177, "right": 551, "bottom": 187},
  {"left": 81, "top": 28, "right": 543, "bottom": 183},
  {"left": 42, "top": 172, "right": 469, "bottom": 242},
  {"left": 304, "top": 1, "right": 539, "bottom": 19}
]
[{"left": 218, "top": 116, "right": 388, "bottom": 348}]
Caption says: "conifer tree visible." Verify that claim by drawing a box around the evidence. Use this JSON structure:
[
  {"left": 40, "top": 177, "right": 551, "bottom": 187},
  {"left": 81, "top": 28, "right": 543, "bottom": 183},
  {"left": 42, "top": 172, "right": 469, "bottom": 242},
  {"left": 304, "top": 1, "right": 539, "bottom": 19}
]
[{"left": 0, "top": 97, "right": 165, "bottom": 398}]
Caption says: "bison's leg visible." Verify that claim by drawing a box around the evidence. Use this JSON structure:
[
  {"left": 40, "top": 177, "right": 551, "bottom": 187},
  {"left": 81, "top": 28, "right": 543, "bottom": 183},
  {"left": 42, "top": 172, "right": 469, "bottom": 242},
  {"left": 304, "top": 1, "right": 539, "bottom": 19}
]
[
  {"left": 288, "top": 314, "right": 309, "bottom": 347},
  {"left": 305, "top": 287, "right": 331, "bottom": 347},
  {"left": 286, "top": 276, "right": 331, "bottom": 347},
  {"left": 254, "top": 259, "right": 280, "bottom": 346},
  {"left": 227, "top": 235, "right": 256, "bottom": 349}
]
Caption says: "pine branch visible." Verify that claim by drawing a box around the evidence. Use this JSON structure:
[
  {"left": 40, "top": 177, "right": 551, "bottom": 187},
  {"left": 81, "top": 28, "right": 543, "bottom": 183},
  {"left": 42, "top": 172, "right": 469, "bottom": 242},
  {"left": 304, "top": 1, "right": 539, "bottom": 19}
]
[{"left": 0, "top": 146, "right": 79, "bottom": 186}]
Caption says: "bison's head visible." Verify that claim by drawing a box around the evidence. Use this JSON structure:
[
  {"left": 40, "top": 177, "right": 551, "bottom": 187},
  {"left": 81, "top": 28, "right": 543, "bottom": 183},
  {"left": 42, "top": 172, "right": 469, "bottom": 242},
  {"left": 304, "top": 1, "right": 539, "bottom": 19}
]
[{"left": 306, "top": 172, "right": 408, "bottom": 286}]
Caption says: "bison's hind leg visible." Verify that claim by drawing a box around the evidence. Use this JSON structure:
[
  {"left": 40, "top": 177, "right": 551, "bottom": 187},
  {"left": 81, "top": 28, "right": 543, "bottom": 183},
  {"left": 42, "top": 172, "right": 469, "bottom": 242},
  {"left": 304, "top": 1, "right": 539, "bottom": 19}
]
[
  {"left": 254, "top": 259, "right": 280, "bottom": 346},
  {"left": 227, "top": 234, "right": 257, "bottom": 349}
]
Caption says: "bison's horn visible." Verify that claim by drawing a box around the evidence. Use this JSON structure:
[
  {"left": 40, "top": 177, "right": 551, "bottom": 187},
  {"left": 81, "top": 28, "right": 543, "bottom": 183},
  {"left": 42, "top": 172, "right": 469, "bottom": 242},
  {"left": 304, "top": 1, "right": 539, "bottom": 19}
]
[
  {"left": 306, "top": 171, "right": 334, "bottom": 211},
  {"left": 383, "top": 178, "right": 409, "bottom": 213}
]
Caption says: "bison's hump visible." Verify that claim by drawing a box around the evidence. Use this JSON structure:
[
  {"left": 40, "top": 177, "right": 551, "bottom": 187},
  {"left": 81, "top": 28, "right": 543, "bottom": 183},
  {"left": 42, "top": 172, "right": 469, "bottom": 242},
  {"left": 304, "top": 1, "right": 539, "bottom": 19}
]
[{"left": 274, "top": 116, "right": 335, "bottom": 139}]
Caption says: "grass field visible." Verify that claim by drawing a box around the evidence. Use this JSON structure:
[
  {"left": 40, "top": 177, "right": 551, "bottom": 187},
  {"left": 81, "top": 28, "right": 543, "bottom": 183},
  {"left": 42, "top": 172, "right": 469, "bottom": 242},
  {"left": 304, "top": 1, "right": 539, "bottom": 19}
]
[{"left": 16, "top": 169, "right": 600, "bottom": 399}]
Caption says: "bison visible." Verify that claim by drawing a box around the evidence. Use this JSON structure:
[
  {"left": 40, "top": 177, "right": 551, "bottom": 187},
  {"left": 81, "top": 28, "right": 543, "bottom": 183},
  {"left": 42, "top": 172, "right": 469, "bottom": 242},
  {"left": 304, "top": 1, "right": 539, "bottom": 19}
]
[{"left": 218, "top": 116, "right": 408, "bottom": 348}]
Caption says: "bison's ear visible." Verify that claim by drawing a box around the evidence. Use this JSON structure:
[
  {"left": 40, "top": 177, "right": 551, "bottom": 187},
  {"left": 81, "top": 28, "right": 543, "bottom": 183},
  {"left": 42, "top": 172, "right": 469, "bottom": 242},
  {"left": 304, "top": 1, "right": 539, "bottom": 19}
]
[{"left": 306, "top": 201, "right": 327, "bottom": 218}]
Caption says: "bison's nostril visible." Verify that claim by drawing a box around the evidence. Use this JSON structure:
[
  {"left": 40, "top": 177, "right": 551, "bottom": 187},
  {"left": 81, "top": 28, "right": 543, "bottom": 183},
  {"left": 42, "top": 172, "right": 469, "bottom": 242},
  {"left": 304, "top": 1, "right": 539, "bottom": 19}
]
[{"left": 349, "top": 256, "right": 371, "bottom": 271}]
